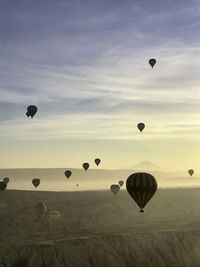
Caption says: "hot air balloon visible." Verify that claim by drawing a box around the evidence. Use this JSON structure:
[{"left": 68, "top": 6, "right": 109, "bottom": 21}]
[
  {"left": 83, "top": 163, "right": 89, "bottom": 171},
  {"left": 94, "top": 158, "right": 101, "bottom": 166},
  {"left": 65, "top": 170, "right": 72, "bottom": 179},
  {"left": 188, "top": 169, "right": 194, "bottom": 176},
  {"left": 118, "top": 180, "right": 124, "bottom": 187},
  {"left": 149, "top": 59, "right": 156, "bottom": 68},
  {"left": 137, "top": 123, "right": 145, "bottom": 132},
  {"left": 32, "top": 178, "right": 40, "bottom": 188},
  {"left": 49, "top": 210, "right": 60, "bottom": 220},
  {"left": 126, "top": 172, "right": 157, "bottom": 212},
  {"left": 3, "top": 177, "right": 9, "bottom": 184},
  {"left": 34, "top": 202, "right": 47, "bottom": 219},
  {"left": 26, "top": 105, "right": 38, "bottom": 118},
  {"left": 110, "top": 184, "right": 120, "bottom": 196},
  {"left": 0, "top": 181, "right": 7, "bottom": 191}
]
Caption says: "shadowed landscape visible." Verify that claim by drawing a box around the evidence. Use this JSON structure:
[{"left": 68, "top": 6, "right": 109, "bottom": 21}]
[{"left": 1, "top": 187, "right": 200, "bottom": 266}]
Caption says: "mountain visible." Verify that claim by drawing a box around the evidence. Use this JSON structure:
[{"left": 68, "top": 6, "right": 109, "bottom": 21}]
[{"left": 129, "top": 161, "right": 170, "bottom": 172}]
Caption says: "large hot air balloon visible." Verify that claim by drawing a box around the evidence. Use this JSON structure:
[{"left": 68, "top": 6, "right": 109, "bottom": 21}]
[
  {"left": 32, "top": 178, "right": 40, "bottom": 188},
  {"left": 137, "top": 123, "right": 145, "bottom": 132},
  {"left": 94, "top": 158, "right": 101, "bottom": 166},
  {"left": 188, "top": 169, "right": 194, "bottom": 176},
  {"left": 49, "top": 210, "right": 60, "bottom": 220},
  {"left": 126, "top": 172, "right": 157, "bottom": 212},
  {"left": 118, "top": 180, "right": 124, "bottom": 187},
  {"left": 26, "top": 105, "right": 38, "bottom": 118},
  {"left": 149, "top": 59, "right": 156, "bottom": 68},
  {"left": 83, "top": 163, "right": 89, "bottom": 171},
  {"left": 0, "top": 181, "right": 7, "bottom": 191},
  {"left": 110, "top": 184, "right": 120, "bottom": 196},
  {"left": 3, "top": 177, "right": 9, "bottom": 184},
  {"left": 65, "top": 170, "right": 72, "bottom": 179},
  {"left": 34, "top": 202, "right": 47, "bottom": 219}
]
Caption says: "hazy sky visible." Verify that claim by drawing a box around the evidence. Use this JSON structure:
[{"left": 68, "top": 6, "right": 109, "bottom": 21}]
[{"left": 0, "top": 0, "right": 199, "bottom": 170}]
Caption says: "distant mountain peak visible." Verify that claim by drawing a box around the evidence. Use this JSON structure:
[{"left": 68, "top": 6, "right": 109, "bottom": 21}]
[
  {"left": 138, "top": 161, "right": 155, "bottom": 166},
  {"left": 129, "top": 161, "right": 170, "bottom": 172}
]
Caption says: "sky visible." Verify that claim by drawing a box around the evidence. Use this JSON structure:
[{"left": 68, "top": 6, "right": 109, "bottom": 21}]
[{"left": 0, "top": 0, "right": 199, "bottom": 170}]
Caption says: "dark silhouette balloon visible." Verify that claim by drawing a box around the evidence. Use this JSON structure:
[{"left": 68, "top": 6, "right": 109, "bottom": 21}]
[
  {"left": 188, "top": 169, "right": 194, "bottom": 176},
  {"left": 34, "top": 202, "right": 47, "bottom": 219},
  {"left": 76, "top": 184, "right": 79, "bottom": 187},
  {"left": 137, "top": 123, "right": 145, "bottom": 132},
  {"left": 27, "top": 105, "right": 38, "bottom": 118},
  {"left": 0, "top": 181, "right": 7, "bottom": 191},
  {"left": 32, "top": 178, "right": 40, "bottom": 188},
  {"left": 3, "top": 177, "right": 9, "bottom": 184},
  {"left": 126, "top": 172, "right": 157, "bottom": 212},
  {"left": 94, "top": 158, "right": 101, "bottom": 166},
  {"left": 118, "top": 180, "right": 124, "bottom": 187},
  {"left": 110, "top": 184, "right": 120, "bottom": 196},
  {"left": 149, "top": 59, "right": 156, "bottom": 68},
  {"left": 83, "top": 163, "right": 89, "bottom": 171},
  {"left": 65, "top": 170, "right": 72, "bottom": 179}
]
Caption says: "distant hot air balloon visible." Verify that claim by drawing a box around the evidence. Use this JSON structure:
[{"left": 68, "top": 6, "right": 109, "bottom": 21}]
[
  {"left": 0, "top": 181, "right": 7, "bottom": 191},
  {"left": 83, "top": 163, "right": 89, "bottom": 171},
  {"left": 188, "top": 169, "right": 194, "bottom": 176},
  {"left": 110, "top": 184, "right": 120, "bottom": 197},
  {"left": 118, "top": 180, "right": 124, "bottom": 187},
  {"left": 94, "top": 158, "right": 101, "bottom": 166},
  {"left": 34, "top": 202, "right": 47, "bottom": 219},
  {"left": 76, "top": 184, "right": 79, "bottom": 187},
  {"left": 126, "top": 172, "right": 157, "bottom": 212},
  {"left": 32, "top": 178, "right": 40, "bottom": 188},
  {"left": 137, "top": 123, "right": 145, "bottom": 132},
  {"left": 149, "top": 59, "right": 156, "bottom": 68},
  {"left": 27, "top": 105, "right": 38, "bottom": 118},
  {"left": 3, "top": 177, "right": 9, "bottom": 184},
  {"left": 65, "top": 170, "right": 72, "bottom": 179},
  {"left": 49, "top": 210, "right": 60, "bottom": 220}
]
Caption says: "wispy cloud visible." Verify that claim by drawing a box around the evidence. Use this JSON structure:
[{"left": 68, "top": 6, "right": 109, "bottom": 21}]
[{"left": 0, "top": 0, "right": 199, "bottom": 143}]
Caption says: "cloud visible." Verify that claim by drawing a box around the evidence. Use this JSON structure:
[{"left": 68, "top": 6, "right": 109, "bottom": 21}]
[{"left": 0, "top": 0, "right": 199, "bottom": 142}]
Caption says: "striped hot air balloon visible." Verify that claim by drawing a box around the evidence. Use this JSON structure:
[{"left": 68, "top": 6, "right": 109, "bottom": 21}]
[
  {"left": 32, "top": 178, "right": 40, "bottom": 188},
  {"left": 27, "top": 105, "right": 38, "bottom": 118},
  {"left": 118, "top": 180, "right": 124, "bottom": 187},
  {"left": 126, "top": 172, "right": 157, "bottom": 212},
  {"left": 49, "top": 210, "right": 60, "bottom": 220},
  {"left": 110, "top": 184, "right": 120, "bottom": 196}
]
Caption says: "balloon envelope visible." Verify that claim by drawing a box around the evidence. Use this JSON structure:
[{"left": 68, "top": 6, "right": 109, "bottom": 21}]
[
  {"left": 3, "top": 177, "right": 9, "bottom": 184},
  {"left": 110, "top": 184, "right": 120, "bottom": 196},
  {"left": 34, "top": 202, "right": 47, "bottom": 219},
  {"left": 83, "top": 163, "right": 89, "bottom": 171},
  {"left": 27, "top": 105, "right": 37, "bottom": 118},
  {"left": 32, "top": 178, "right": 40, "bottom": 188},
  {"left": 49, "top": 210, "right": 60, "bottom": 220},
  {"left": 149, "top": 58, "right": 156, "bottom": 68},
  {"left": 65, "top": 170, "right": 72, "bottom": 179},
  {"left": 137, "top": 123, "right": 145, "bottom": 132},
  {"left": 0, "top": 181, "right": 7, "bottom": 191},
  {"left": 94, "top": 158, "right": 101, "bottom": 166},
  {"left": 126, "top": 172, "right": 157, "bottom": 212},
  {"left": 118, "top": 180, "right": 124, "bottom": 187},
  {"left": 188, "top": 169, "right": 194, "bottom": 176}
]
